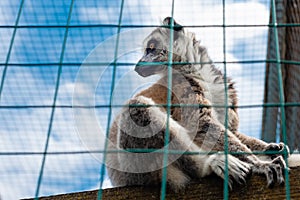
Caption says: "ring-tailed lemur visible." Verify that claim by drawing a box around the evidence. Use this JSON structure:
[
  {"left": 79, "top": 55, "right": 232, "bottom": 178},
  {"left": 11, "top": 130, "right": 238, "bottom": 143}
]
[{"left": 106, "top": 17, "right": 299, "bottom": 191}]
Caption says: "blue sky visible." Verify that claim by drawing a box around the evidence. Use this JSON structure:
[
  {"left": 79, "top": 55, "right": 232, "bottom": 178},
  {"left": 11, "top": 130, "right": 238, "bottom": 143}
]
[{"left": 0, "top": 0, "right": 271, "bottom": 199}]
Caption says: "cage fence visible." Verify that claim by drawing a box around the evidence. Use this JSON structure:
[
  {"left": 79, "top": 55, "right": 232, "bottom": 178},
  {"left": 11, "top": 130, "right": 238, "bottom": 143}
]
[
  {"left": 0, "top": 0, "right": 299, "bottom": 200},
  {"left": 262, "top": 0, "right": 300, "bottom": 151}
]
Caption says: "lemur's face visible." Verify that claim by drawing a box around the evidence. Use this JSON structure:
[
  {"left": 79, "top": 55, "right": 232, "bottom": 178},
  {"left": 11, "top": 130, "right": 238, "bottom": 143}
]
[
  {"left": 134, "top": 32, "right": 169, "bottom": 77},
  {"left": 135, "top": 17, "right": 184, "bottom": 77}
]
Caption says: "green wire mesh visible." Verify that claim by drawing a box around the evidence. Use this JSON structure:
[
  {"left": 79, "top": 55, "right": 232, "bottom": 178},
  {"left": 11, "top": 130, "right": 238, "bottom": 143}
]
[
  {"left": 270, "top": 0, "right": 290, "bottom": 198},
  {"left": 0, "top": 0, "right": 299, "bottom": 200},
  {"left": 262, "top": 0, "right": 300, "bottom": 151}
]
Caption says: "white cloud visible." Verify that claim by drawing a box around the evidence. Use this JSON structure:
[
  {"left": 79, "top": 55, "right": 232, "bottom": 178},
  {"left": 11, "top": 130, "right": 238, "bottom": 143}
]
[
  {"left": 0, "top": 79, "right": 106, "bottom": 199},
  {"left": 0, "top": 153, "right": 101, "bottom": 200},
  {"left": 0, "top": 108, "right": 52, "bottom": 153},
  {"left": 0, "top": 1, "right": 19, "bottom": 25},
  {"left": 172, "top": 0, "right": 269, "bottom": 58},
  {"left": 0, "top": 29, "right": 13, "bottom": 63},
  {"left": 0, "top": 1, "right": 271, "bottom": 199},
  {"left": 0, "top": 107, "right": 102, "bottom": 200},
  {"left": 77, "top": 0, "right": 269, "bottom": 64},
  {"left": 1, "top": 67, "right": 57, "bottom": 106},
  {"left": 79, "top": 7, "right": 119, "bottom": 24},
  {"left": 225, "top": 1, "right": 269, "bottom": 25},
  {"left": 0, "top": 155, "right": 41, "bottom": 200}
]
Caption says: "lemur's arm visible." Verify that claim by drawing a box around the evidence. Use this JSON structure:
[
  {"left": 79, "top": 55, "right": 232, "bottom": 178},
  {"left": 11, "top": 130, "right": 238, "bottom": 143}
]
[
  {"left": 234, "top": 131, "right": 289, "bottom": 160},
  {"left": 117, "top": 94, "right": 288, "bottom": 189},
  {"left": 115, "top": 96, "right": 251, "bottom": 190},
  {"left": 196, "top": 115, "right": 286, "bottom": 187},
  {"left": 234, "top": 132, "right": 269, "bottom": 151}
]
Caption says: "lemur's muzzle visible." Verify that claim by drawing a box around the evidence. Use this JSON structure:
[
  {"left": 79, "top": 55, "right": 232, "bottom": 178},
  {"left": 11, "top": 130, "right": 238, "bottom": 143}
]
[
  {"left": 135, "top": 53, "right": 165, "bottom": 77},
  {"left": 135, "top": 61, "right": 166, "bottom": 77}
]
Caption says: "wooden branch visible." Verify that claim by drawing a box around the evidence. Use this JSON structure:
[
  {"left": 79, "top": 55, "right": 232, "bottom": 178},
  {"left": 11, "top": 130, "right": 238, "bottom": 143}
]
[{"left": 23, "top": 166, "right": 300, "bottom": 200}]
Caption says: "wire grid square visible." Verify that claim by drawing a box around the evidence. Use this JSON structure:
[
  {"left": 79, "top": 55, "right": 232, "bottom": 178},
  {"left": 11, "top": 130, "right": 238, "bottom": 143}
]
[{"left": 0, "top": 0, "right": 296, "bottom": 199}]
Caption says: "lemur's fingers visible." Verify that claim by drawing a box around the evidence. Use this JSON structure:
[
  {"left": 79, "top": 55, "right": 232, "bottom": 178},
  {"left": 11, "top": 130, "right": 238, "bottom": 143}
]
[
  {"left": 228, "top": 155, "right": 251, "bottom": 185},
  {"left": 253, "top": 164, "right": 275, "bottom": 187},
  {"left": 252, "top": 157, "right": 286, "bottom": 187},
  {"left": 272, "top": 156, "right": 289, "bottom": 178},
  {"left": 209, "top": 154, "right": 251, "bottom": 190}
]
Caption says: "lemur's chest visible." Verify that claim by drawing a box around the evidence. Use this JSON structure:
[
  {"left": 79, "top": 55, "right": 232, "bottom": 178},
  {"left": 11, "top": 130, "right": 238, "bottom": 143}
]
[{"left": 136, "top": 75, "right": 206, "bottom": 122}]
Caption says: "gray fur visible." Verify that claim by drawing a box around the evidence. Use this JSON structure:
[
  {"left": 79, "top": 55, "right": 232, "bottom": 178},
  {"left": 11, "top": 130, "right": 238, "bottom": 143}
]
[{"left": 106, "top": 17, "right": 298, "bottom": 191}]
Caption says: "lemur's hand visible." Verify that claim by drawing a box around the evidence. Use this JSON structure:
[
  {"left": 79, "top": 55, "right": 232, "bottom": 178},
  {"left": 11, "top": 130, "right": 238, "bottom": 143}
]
[
  {"left": 252, "top": 156, "right": 287, "bottom": 187},
  {"left": 209, "top": 154, "right": 251, "bottom": 190},
  {"left": 264, "top": 142, "right": 290, "bottom": 160}
]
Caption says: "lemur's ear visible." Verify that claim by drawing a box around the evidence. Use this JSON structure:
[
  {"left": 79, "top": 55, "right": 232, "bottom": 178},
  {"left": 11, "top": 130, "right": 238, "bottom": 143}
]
[{"left": 163, "top": 17, "right": 183, "bottom": 32}]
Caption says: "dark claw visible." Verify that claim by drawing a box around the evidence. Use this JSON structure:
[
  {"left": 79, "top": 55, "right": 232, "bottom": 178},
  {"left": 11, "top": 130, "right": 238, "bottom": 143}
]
[
  {"left": 266, "top": 167, "right": 274, "bottom": 187},
  {"left": 228, "top": 178, "right": 233, "bottom": 191},
  {"left": 272, "top": 156, "right": 288, "bottom": 174},
  {"left": 238, "top": 176, "right": 247, "bottom": 185},
  {"left": 265, "top": 142, "right": 289, "bottom": 160},
  {"left": 266, "top": 143, "right": 284, "bottom": 151}
]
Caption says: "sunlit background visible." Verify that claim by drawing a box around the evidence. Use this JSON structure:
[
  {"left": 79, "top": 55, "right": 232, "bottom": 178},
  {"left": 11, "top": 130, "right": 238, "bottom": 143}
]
[{"left": 0, "top": 0, "right": 272, "bottom": 199}]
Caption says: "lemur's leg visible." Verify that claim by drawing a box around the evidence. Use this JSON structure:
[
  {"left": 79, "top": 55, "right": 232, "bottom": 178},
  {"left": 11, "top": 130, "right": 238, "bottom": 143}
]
[
  {"left": 234, "top": 131, "right": 290, "bottom": 160},
  {"left": 230, "top": 134, "right": 287, "bottom": 186},
  {"left": 116, "top": 95, "right": 251, "bottom": 190},
  {"left": 195, "top": 116, "right": 287, "bottom": 187}
]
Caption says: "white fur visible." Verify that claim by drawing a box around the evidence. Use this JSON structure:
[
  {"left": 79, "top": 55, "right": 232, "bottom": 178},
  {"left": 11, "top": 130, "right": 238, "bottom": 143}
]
[
  {"left": 107, "top": 19, "right": 300, "bottom": 191},
  {"left": 288, "top": 153, "right": 300, "bottom": 167}
]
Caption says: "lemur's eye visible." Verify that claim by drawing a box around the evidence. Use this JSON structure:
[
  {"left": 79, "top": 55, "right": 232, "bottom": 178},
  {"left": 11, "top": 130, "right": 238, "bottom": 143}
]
[
  {"left": 146, "top": 43, "right": 156, "bottom": 54},
  {"left": 149, "top": 43, "right": 155, "bottom": 49}
]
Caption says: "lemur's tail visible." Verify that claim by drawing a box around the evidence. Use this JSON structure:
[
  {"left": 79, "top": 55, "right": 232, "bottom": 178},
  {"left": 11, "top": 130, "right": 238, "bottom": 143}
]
[{"left": 288, "top": 152, "right": 300, "bottom": 167}]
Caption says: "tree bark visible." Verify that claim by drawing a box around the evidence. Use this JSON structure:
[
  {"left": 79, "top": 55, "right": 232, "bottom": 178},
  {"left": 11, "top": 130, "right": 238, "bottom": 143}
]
[{"left": 23, "top": 166, "right": 300, "bottom": 200}]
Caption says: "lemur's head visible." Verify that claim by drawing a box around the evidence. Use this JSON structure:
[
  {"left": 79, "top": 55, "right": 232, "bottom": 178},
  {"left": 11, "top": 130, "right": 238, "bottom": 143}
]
[{"left": 135, "top": 17, "right": 186, "bottom": 77}]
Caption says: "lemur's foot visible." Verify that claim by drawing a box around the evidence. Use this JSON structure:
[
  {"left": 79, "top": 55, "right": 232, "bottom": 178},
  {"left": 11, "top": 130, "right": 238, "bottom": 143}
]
[
  {"left": 252, "top": 156, "right": 287, "bottom": 187},
  {"left": 265, "top": 142, "right": 290, "bottom": 160},
  {"left": 209, "top": 154, "right": 251, "bottom": 190}
]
